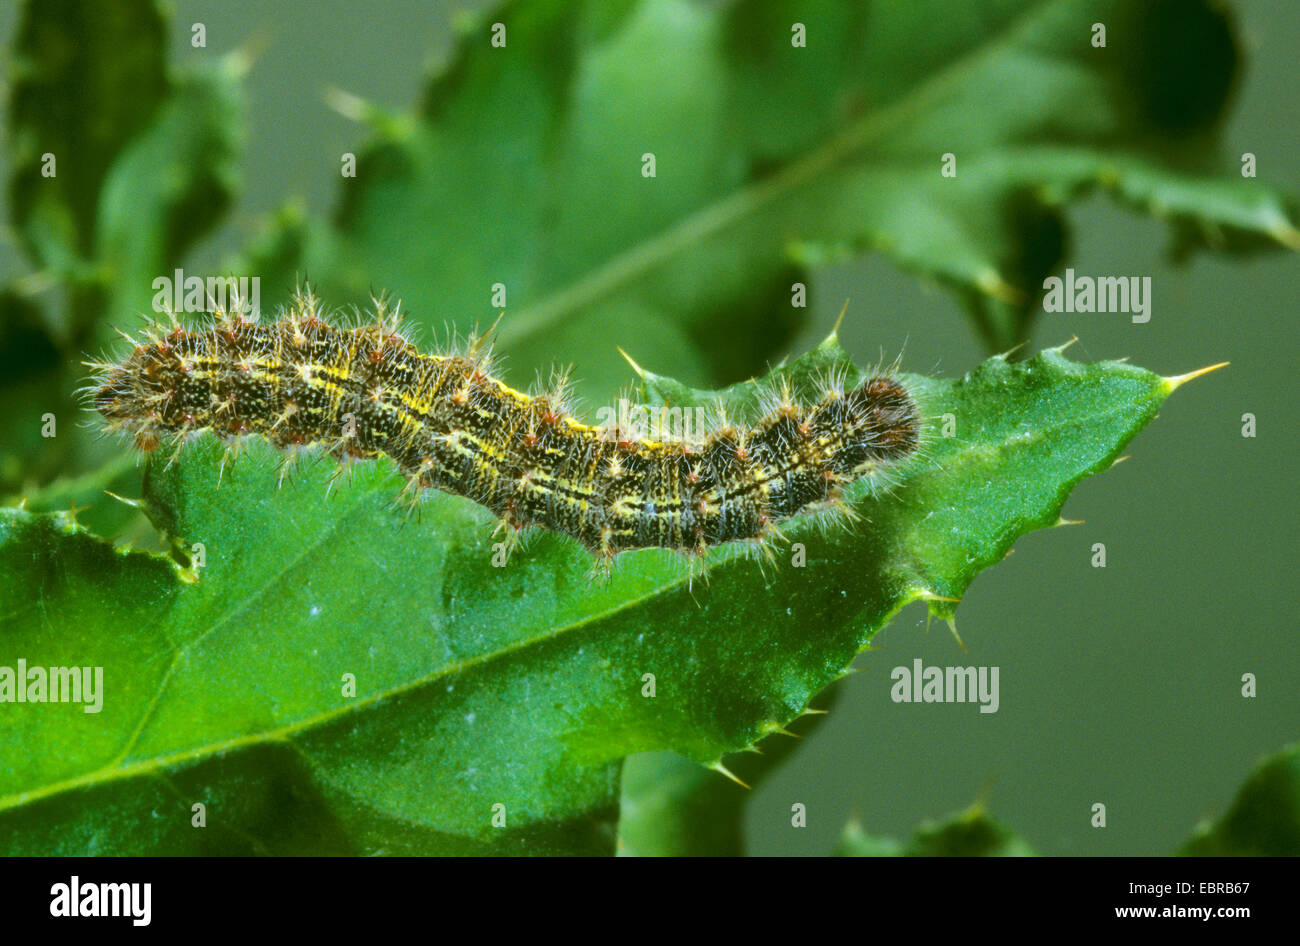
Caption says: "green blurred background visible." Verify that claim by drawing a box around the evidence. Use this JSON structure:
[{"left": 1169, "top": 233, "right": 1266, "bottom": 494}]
[{"left": 0, "top": 0, "right": 1295, "bottom": 855}]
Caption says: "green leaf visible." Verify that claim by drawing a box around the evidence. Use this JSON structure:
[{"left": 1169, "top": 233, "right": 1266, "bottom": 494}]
[
  {"left": 0, "top": 338, "right": 1205, "bottom": 854},
  {"left": 834, "top": 820, "right": 904, "bottom": 858},
  {"left": 93, "top": 59, "right": 245, "bottom": 342},
  {"left": 836, "top": 804, "right": 1035, "bottom": 857},
  {"left": 1, "top": 451, "right": 149, "bottom": 548},
  {"left": 618, "top": 683, "right": 839, "bottom": 856},
  {"left": 835, "top": 742, "right": 1300, "bottom": 857},
  {"left": 2, "top": 0, "right": 172, "bottom": 493},
  {"left": 0, "top": 289, "right": 65, "bottom": 491},
  {"left": 1180, "top": 743, "right": 1300, "bottom": 856},
  {"left": 7, "top": 0, "right": 168, "bottom": 303},
  {"left": 2, "top": 0, "right": 244, "bottom": 496},
  {"left": 617, "top": 753, "right": 751, "bottom": 857},
  {"left": 239, "top": 0, "right": 1296, "bottom": 383},
  {"left": 7, "top": 0, "right": 243, "bottom": 343}
]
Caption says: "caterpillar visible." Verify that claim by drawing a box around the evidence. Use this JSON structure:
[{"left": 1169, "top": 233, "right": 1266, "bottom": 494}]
[{"left": 87, "top": 291, "right": 922, "bottom": 565}]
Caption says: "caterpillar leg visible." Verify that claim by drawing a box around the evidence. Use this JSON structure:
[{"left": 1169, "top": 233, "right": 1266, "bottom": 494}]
[{"left": 583, "top": 549, "right": 617, "bottom": 586}]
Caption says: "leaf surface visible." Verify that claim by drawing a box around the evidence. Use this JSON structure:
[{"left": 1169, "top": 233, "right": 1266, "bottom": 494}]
[
  {"left": 239, "top": 0, "right": 1296, "bottom": 389},
  {"left": 1180, "top": 743, "right": 1300, "bottom": 857},
  {"left": 836, "top": 805, "right": 1035, "bottom": 857},
  {"left": 2, "top": 0, "right": 243, "bottom": 491},
  {"left": 0, "top": 341, "right": 1196, "bottom": 853}
]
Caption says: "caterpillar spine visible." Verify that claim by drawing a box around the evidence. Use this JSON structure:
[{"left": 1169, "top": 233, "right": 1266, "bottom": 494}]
[{"left": 86, "top": 291, "right": 923, "bottom": 567}]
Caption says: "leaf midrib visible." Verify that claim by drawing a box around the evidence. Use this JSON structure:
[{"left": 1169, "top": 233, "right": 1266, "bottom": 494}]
[
  {"left": 497, "top": 0, "right": 1060, "bottom": 348},
  {"left": 0, "top": 524, "right": 697, "bottom": 813}
]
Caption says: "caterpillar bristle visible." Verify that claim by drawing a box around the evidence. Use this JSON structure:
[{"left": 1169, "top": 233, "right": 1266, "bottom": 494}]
[{"left": 88, "top": 294, "right": 923, "bottom": 569}]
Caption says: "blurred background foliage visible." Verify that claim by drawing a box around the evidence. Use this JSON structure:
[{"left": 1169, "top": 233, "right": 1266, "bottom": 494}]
[{"left": 0, "top": 0, "right": 1295, "bottom": 854}]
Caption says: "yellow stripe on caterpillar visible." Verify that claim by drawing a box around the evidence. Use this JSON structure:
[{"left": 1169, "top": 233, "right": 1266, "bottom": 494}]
[{"left": 87, "top": 294, "right": 922, "bottom": 561}]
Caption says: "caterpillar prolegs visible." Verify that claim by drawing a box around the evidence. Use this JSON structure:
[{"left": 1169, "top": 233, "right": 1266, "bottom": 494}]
[{"left": 88, "top": 293, "right": 922, "bottom": 566}]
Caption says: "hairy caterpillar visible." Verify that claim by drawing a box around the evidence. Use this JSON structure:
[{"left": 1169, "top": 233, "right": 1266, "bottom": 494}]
[{"left": 87, "top": 292, "right": 922, "bottom": 565}]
